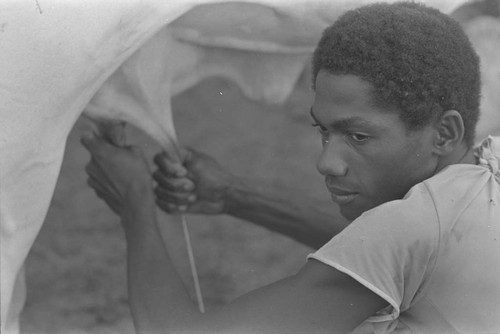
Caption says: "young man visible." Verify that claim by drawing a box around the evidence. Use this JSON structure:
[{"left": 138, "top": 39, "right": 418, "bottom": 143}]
[{"left": 82, "top": 2, "right": 500, "bottom": 333}]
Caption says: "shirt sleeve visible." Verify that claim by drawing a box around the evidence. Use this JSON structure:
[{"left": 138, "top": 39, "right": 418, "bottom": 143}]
[{"left": 308, "top": 185, "right": 439, "bottom": 322}]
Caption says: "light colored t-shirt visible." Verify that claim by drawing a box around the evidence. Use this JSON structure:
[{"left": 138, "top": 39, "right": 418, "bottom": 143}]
[{"left": 309, "top": 136, "right": 500, "bottom": 333}]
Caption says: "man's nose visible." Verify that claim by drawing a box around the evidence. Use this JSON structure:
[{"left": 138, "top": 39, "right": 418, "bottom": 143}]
[{"left": 316, "top": 140, "right": 348, "bottom": 176}]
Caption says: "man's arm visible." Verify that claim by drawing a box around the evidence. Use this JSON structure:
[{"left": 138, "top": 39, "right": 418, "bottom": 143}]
[
  {"left": 224, "top": 177, "right": 349, "bottom": 248},
  {"left": 82, "top": 134, "right": 387, "bottom": 333},
  {"left": 153, "top": 149, "right": 349, "bottom": 249},
  {"left": 123, "top": 184, "right": 386, "bottom": 334}
]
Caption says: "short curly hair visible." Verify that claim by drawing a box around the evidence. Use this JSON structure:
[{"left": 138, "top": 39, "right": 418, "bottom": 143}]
[{"left": 312, "top": 1, "right": 481, "bottom": 146}]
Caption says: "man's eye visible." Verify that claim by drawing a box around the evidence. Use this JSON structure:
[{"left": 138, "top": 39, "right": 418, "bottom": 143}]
[{"left": 347, "top": 133, "right": 370, "bottom": 142}]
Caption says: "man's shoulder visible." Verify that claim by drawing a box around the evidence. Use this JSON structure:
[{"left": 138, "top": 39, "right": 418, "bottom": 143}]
[
  {"left": 417, "top": 163, "right": 497, "bottom": 229},
  {"left": 352, "top": 185, "right": 439, "bottom": 242},
  {"left": 422, "top": 163, "right": 493, "bottom": 208},
  {"left": 356, "top": 164, "right": 488, "bottom": 232},
  {"left": 424, "top": 163, "right": 487, "bottom": 187}
]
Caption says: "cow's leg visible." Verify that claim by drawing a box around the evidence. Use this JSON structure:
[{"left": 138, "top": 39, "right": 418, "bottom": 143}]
[
  {"left": 3, "top": 267, "right": 27, "bottom": 334},
  {"left": 1, "top": 223, "right": 35, "bottom": 334},
  {"left": 1, "top": 134, "right": 67, "bottom": 334}
]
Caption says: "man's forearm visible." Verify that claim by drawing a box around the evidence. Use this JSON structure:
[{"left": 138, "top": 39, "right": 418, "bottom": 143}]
[
  {"left": 225, "top": 178, "right": 349, "bottom": 249},
  {"left": 122, "top": 194, "right": 200, "bottom": 333}
]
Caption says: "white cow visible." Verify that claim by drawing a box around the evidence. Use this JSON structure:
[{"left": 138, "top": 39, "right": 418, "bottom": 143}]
[{"left": 1, "top": 1, "right": 495, "bottom": 333}]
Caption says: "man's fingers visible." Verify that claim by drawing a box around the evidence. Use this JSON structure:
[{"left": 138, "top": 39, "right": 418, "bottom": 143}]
[
  {"left": 85, "top": 161, "right": 102, "bottom": 181},
  {"left": 87, "top": 175, "right": 121, "bottom": 200},
  {"left": 87, "top": 176, "right": 107, "bottom": 194},
  {"left": 156, "top": 198, "right": 223, "bottom": 216},
  {"left": 154, "top": 151, "right": 188, "bottom": 177},
  {"left": 87, "top": 177, "right": 122, "bottom": 215},
  {"left": 154, "top": 186, "right": 196, "bottom": 204},
  {"left": 155, "top": 198, "right": 188, "bottom": 214},
  {"left": 85, "top": 159, "right": 123, "bottom": 201},
  {"left": 85, "top": 161, "right": 108, "bottom": 185},
  {"left": 80, "top": 131, "right": 111, "bottom": 156},
  {"left": 80, "top": 131, "right": 100, "bottom": 151},
  {"left": 153, "top": 170, "right": 194, "bottom": 191},
  {"left": 95, "top": 121, "right": 127, "bottom": 147}
]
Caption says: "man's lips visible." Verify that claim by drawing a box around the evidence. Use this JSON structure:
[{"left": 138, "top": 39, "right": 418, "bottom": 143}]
[
  {"left": 327, "top": 187, "right": 359, "bottom": 205},
  {"left": 330, "top": 192, "right": 358, "bottom": 204}
]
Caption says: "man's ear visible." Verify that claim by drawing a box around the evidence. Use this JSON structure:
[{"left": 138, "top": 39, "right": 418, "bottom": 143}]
[{"left": 433, "top": 110, "right": 465, "bottom": 156}]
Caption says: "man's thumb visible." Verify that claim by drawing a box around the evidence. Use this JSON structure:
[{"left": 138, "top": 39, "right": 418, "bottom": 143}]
[
  {"left": 81, "top": 131, "right": 106, "bottom": 154},
  {"left": 96, "top": 122, "right": 127, "bottom": 147}
]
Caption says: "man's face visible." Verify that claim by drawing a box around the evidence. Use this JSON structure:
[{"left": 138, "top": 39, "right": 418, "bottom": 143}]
[{"left": 312, "top": 71, "right": 439, "bottom": 221}]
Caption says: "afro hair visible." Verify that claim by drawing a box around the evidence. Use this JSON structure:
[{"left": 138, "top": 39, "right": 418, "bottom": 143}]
[{"left": 312, "top": 1, "right": 481, "bottom": 146}]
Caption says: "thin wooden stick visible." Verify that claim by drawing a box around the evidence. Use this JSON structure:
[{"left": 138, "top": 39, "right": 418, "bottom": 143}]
[{"left": 181, "top": 215, "right": 205, "bottom": 313}]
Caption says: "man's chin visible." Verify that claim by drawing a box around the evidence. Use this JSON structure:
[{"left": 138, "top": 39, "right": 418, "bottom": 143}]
[
  {"left": 338, "top": 201, "right": 375, "bottom": 222},
  {"left": 339, "top": 206, "right": 362, "bottom": 222}
]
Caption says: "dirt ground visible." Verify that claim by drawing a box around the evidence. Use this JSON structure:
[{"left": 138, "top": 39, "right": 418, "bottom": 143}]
[{"left": 20, "top": 74, "right": 341, "bottom": 333}]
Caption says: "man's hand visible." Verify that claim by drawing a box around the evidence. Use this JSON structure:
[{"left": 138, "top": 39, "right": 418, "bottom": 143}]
[
  {"left": 81, "top": 131, "right": 153, "bottom": 217},
  {"left": 153, "top": 148, "right": 234, "bottom": 215}
]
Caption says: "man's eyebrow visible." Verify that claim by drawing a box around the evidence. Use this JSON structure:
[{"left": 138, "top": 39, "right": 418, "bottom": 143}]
[
  {"left": 310, "top": 108, "right": 385, "bottom": 132},
  {"left": 331, "top": 118, "right": 377, "bottom": 131}
]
